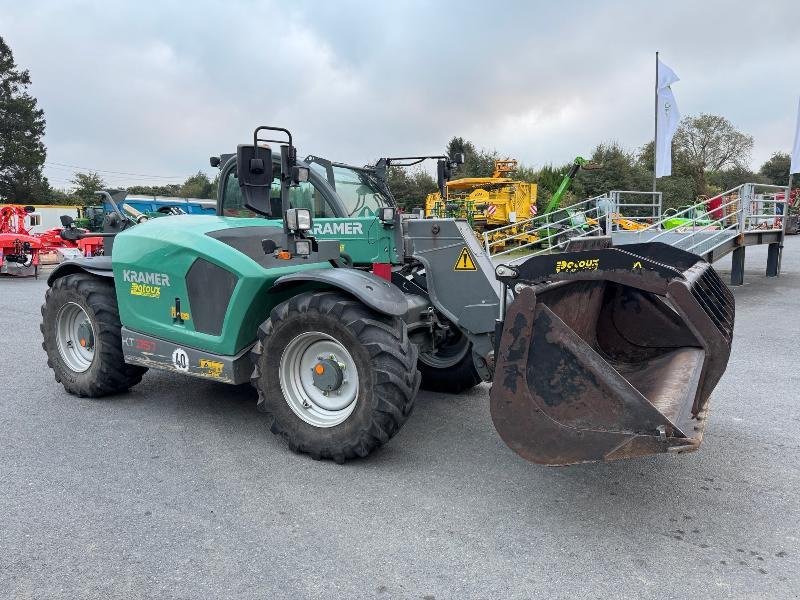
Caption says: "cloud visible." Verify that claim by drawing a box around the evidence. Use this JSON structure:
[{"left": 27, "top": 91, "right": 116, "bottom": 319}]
[{"left": 1, "top": 0, "right": 797, "bottom": 188}]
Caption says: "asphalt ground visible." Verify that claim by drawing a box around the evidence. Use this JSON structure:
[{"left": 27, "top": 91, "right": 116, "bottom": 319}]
[{"left": 1, "top": 237, "right": 799, "bottom": 599}]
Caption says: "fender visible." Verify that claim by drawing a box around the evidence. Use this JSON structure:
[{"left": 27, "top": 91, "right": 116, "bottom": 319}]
[
  {"left": 47, "top": 256, "right": 113, "bottom": 286},
  {"left": 270, "top": 267, "right": 407, "bottom": 317}
]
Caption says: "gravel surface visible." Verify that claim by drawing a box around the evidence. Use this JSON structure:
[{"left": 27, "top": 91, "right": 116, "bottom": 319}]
[{"left": 1, "top": 237, "right": 798, "bottom": 599}]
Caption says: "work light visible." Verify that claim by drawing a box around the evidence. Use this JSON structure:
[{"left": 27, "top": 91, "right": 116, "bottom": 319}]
[
  {"left": 379, "top": 207, "right": 396, "bottom": 223},
  {"left": 286, "top": 208, "right": 312, "bottom": 232}
]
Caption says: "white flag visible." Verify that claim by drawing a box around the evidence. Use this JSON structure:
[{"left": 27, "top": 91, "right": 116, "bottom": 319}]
[
  {"left": 655, "top": 58, "right": 680, "bottom": 178},
  {"left": 791, "top": 96, "right": 800, "bottom": 174}
]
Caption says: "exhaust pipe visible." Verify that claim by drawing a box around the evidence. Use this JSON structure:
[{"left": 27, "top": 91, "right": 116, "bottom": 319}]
[{"left": 490, "top": 242, "right": 734, "bottom": 465}]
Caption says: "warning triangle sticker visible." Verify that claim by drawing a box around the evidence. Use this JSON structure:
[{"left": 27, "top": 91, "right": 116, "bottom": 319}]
[{"left": 454, "top": 247, "right": 477, "bottom": 271}]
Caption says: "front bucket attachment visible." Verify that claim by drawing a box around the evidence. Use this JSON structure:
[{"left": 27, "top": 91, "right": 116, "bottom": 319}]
[{"left": 490, "top": 242, "right": 734, "bottom": 465}]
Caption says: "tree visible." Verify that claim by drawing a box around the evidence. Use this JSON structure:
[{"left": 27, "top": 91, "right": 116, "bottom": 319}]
[
  {"left": 179, "top": 171, "right": 215, "bottom": 199},
  {"left": 759, "top": 151, "right": 791, "bottom": 185},
  {"left": 387, "top": 166, "right": 437, "bottom": 211},
  {"left": 707, "top": 165, "right": 767, "bottom": 193},
  {"left": 0, "top": 35, "right": 49, "bottom": 202},
  {"left": 575, "top": 142, "right": 650, "bottom": 199},
  {"left": 672, "top": 114, "right": 753, "bottom": 195},
  {"left": 446, "top": 136, "right": 497, "bottom": 179},
  {"left": 71, "top": 172, "right": 106, "bottom": 203},
  {"left": 126, "top": 183, "right": 181, "bottom": 197},
  {"left": 637, "top": 141, "right": 696, "bottom": 209}
]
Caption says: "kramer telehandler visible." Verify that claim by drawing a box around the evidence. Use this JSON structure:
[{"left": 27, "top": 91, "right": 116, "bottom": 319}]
[{"left": 42, "top": 126, "right": 734, "bottom": 465}]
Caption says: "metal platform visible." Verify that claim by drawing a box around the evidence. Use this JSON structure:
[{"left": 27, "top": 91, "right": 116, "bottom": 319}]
[{"left": 484, "top": 183, "right": 790, "bottom": 286}]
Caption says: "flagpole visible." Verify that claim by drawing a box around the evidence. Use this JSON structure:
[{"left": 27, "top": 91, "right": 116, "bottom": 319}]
[{"left": 652, "top": 51, "right": 658, "bottom": 194}]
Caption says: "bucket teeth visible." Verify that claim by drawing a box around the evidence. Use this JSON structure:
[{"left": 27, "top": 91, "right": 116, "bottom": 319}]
[{"left": 490, "top": 243, "right": 734, "bottom": 465}]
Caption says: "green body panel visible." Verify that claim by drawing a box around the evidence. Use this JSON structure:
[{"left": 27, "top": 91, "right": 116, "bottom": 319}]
[
  {"left": 263, "top": 216, "right": 400, "bottom": 265},
  {"left": 111, "top": 214, "right": 398, "bottom": 356}
]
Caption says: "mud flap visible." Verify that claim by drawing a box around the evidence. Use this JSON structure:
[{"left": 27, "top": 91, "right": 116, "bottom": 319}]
[{"left": 490, "top": 243, "right": 734, "bottom": 465}]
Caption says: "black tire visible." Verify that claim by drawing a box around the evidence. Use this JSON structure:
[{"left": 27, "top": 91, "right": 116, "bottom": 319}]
[
  {"left": 41, "top": 273, "right": 147, "bottom": 397},
  {"left": 417, "top": 340, "right": 483, "bottom": 394},
  {"left": 251, "top": 291, "right": 420, "bottom": 463}
]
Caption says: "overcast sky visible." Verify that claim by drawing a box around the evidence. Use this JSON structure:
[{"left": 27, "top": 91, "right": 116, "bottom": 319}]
[{"left": 1, "top": 0, "right": 798, "bottom": 189}]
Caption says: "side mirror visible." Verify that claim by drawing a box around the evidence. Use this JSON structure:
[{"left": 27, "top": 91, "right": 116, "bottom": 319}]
[
  {"left": 452, "top": 153, "right": 465, "bottom": 166},
  {"left": 236, "top": 144, "right": 274, "bottom": 216},
  {"left": 209, "top": 156, "right": 221, "bottom": 168},
  {"left": 374, "top": 158, "right": 388, "bottom": 183},
  {"left": 436, "top": 159, "right": 451, "bottom": 198},
  {"left": 60, "top": 215, "right": 75, "bottom": 228}
]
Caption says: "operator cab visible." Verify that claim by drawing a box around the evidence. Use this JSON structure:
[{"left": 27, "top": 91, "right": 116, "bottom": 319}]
[
  {"left": 213, "top": 153, "right": 392, "bottom": 219},
  {"left": 305, "top": 156, "right": 394, "bottom": 217}
]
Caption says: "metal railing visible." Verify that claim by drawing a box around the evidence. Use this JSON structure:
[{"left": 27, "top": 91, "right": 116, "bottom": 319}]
[
  {"left": 609, "top": 190, "right": 662, "bottom": 225},
  {"left": 618, "top": 183, "right": 788, "bottom": 258},
  {"left": 483, "top": 196, "right": 604, "bottom": 259},
  {"left": 482, "top": 183, "right": 789, "bottom": 262}
]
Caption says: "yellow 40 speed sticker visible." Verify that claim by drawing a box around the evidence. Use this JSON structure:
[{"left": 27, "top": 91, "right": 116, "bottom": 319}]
[{"left": 555, "top": 258, "right": 600, "bottom": 273}]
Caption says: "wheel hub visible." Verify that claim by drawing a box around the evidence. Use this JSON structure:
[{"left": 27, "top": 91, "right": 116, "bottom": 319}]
[
  {"left": 77, "top": 321, "right": 94, "bottom": 351},
  {"left": 55, "top": 302, "right": 96, "bottom": 373},
  {"left": 311, "top": 358, "right": 344, "bottom": 392},
  {"left": 279, "top": 332, "right": 359, "bottom": 427}
]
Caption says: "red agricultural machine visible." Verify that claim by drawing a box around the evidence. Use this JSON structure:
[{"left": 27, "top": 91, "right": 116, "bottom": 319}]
[
  {"left": 0, "top": 205, "right": 102, "bottom": 277},
  {"left": 0, "top": 205, "right": 43, "bottom": 277}
]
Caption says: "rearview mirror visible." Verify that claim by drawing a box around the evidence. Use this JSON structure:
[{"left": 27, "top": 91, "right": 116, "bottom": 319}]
[
  {"left": 237, "top": 144, "right": 274, "bottom": 216},
  {"left": 437, "top": 159, "right": 448, "bottom": 198},
  {"left": 374, "top": 158, "right": 388, "bottom": 182}
]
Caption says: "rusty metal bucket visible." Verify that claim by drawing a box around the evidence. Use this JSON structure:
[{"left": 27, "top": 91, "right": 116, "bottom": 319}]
[{"left": 490, "top": 242, "right": 734, "bottom": 465}]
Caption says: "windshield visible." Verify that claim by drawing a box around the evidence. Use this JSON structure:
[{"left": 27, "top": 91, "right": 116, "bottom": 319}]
[{"left": 310, "top": 162, "right": 390, "bottom": 217}]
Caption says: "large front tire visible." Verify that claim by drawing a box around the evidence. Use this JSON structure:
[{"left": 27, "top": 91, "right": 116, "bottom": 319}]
[
  {"left": 41, "top": 273, "right": 147, "bottom": 397},
  {"left": 251, "top": 291, "right": 420, "bottom": 463},
  {"left": 417, "top": 330, "right": 483, "bottom": 394}
]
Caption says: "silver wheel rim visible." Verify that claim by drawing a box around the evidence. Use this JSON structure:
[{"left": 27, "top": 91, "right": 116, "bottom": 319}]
[
  {"left": 279, "top": 331, "right": 359, "bottom": 428},
  {"left": 418, "top": 332, "right": 470, "bottom": 369},
  {"left": 55, "top": 302, "right": 95, "bottom": 373}
]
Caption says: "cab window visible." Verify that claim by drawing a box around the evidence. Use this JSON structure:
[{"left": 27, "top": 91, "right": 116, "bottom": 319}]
[
  {"left": 221, "top": 169, "right": 336, "bottom": 218},
  {"left": 310, "top": 164, "right": 388, "bottom": 217}
]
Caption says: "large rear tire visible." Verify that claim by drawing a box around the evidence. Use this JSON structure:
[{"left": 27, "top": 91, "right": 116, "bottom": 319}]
[
  {"left": 251, "top": 291, "right": 420, "bottom": 463},
  {"left": 41, "top": 273, "right": 147, "bottom": 397}
]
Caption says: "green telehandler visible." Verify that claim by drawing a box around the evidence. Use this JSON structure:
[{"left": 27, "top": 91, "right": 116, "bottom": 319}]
[{"left": 42, "top": 126, "right": 735, "bottom": 465}]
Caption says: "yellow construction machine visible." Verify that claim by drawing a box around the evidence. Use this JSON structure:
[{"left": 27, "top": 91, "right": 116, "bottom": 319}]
[{"left": 424, "top": 159, "right": 538, "bottom": 247}]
